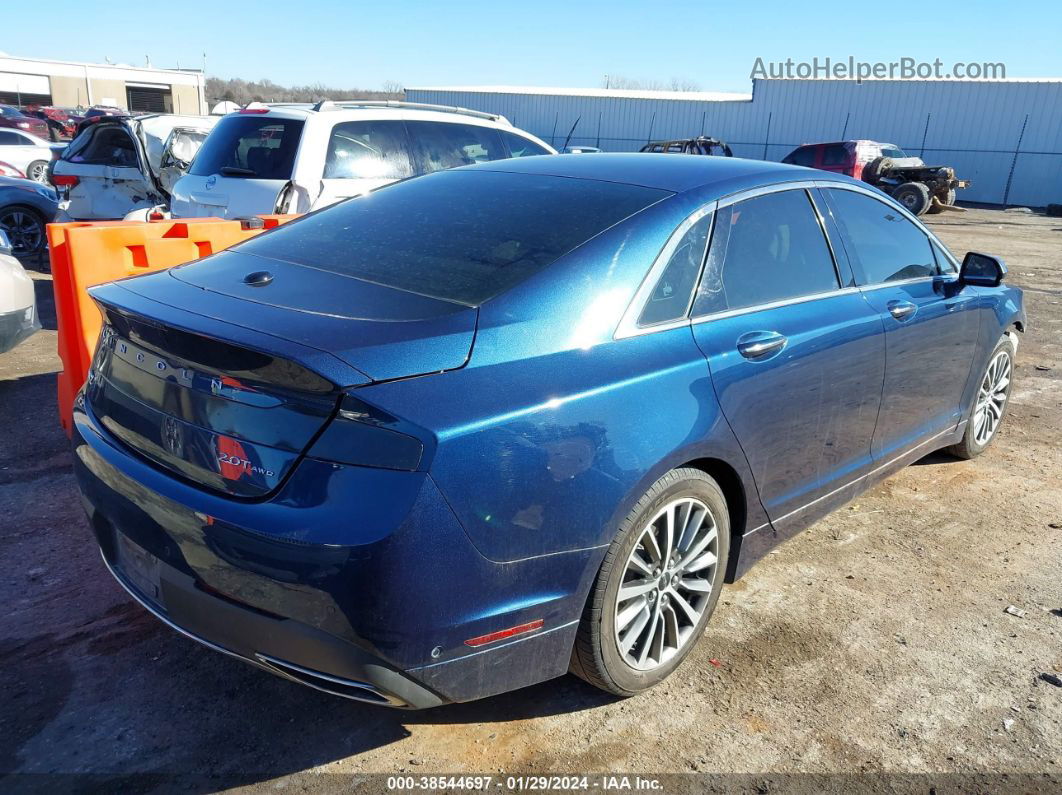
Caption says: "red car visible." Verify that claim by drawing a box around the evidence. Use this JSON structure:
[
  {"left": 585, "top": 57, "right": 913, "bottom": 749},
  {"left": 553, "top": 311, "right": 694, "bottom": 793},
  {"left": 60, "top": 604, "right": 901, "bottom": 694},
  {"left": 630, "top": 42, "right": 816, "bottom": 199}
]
[
  {"left": 782, "top": 140, "right": 969, "bottom": 215},
  {"left": 0, "top": 105, "right": 50, "bottom": 139}
]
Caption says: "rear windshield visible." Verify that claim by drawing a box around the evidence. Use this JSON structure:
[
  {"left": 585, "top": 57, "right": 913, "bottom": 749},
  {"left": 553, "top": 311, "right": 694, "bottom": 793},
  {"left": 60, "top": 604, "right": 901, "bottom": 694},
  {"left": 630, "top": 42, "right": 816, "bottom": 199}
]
[
  {"left": 187, "top": 115, "right": 304, "bottom": 179},
  {"left": 234, "top": 170, "right": 668, "bottom": 306},
  {"left": 62, "top": 124, "right": 138, "bottom": 167}
]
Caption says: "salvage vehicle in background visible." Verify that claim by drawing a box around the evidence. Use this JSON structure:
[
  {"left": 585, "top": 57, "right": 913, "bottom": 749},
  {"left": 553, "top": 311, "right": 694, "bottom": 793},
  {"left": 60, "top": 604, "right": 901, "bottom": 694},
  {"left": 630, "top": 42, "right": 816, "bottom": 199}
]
[
  {"left": 0, "top": 128, "right": 65, "bottom": 183},
  {"left": 0, "top": 230, "right": 40, "bottom": 353},
  {"left": 0, "top": 104, "right": 50, "bottom": 139},
  {"left": 169, "top": 101, "right": 554, "bottom": 219},
  {"left": 782, "top": 140, "right": 968, "bottom": 215},
  {"left": 640, "top": 136, "right": 733, "bottom": 156},
  {"left": 0, "top": 175, "right": 58, "bottom": 255},
  {"left": 74, "top": 154, "right": 1023, "bottom": 708},
  {"left": 51, "top": 114, "right": 217, "bottom": 220}
]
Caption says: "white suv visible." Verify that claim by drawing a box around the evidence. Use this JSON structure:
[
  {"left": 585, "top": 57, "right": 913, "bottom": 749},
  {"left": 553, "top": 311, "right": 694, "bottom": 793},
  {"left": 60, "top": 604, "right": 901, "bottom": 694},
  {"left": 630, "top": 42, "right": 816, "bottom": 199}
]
[{"left": 170, "top": 101, "right": 555, "bottom": 219}]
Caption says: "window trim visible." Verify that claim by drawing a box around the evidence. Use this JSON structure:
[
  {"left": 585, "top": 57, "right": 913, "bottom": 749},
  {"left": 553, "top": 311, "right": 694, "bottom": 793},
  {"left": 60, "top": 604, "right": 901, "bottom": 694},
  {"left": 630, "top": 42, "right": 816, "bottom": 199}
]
[
  {"left": 815, "top": 180, "right": 961, "bottom": 288},
  {"left": 615, "top": 203, "right": 716, "bottom": 339}
]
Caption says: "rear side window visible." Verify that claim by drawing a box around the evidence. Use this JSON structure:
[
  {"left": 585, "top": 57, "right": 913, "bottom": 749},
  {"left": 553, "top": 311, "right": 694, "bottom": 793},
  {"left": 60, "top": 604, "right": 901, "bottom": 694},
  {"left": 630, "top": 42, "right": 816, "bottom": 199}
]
[
  {"left": 499, "top": 131, "right": 550, "bottom": 158},
  {"left": 694, "top": 189, "right": 839, "bottom": 314},
  {"left": 638, "top": 211, "right": 712, "bottom": 327},
  {"left": 822, "top": 144, "right": 848, "bottom": 166},
  {"left": 783, "top": 146, "right": 816, "bottom": 167},
  {"left": 323, "top": 120, "right": 413, "bottom": 180},
  {"left": 825, "top": 188, "right": 935, "bottom": 283},
  {"left": 62, "top": 125, "right": 138, "bottom": 167},
  {"left": 187, "top": 116, "right": 304, "bottom": 179},
  {"left": 235, "top": 170, "right": 667, "bottom": 306},
  {"left": 0, "top": 131, "right": 20, "bottom": 145},
  {"left": 408, "top": 121, "right": 506, "bottom": 174}
]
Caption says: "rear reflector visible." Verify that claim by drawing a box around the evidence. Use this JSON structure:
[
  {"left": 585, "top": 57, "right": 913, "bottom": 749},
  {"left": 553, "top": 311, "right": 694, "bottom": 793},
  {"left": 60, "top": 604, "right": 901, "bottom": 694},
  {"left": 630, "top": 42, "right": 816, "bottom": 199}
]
[
  {"left": 464, "top": 619, "right": 544, "bottom": 648},
  {"left": 52, "top": 174, "right": 79, "bottom": 187}
]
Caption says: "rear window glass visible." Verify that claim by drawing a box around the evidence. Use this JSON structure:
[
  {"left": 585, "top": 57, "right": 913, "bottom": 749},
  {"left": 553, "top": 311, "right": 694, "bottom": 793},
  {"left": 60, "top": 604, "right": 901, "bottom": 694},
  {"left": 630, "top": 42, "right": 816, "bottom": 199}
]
[
  {"left": 188, "top": 115, "right": 304, "bottom": 179},
  {"left": 63, "top": 125, "right": 138, "bottom": 167},
  {"left": 407, "top": 121, "right": 507, "bottom": 173},
  {"left": 324, "top": 119, "right": 413, "bottom": 180},
  {"left": 235, "top": 170, "right": 668, "bottom": 306}
]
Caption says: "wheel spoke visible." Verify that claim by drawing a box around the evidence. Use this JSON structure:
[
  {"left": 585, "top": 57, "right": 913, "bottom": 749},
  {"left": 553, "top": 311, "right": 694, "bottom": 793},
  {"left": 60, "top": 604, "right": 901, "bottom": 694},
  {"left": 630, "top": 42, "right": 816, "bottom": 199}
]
[
  {"left": 684, "top": 549, "right": 717, "bottom": 574},
  {"left": 663, "top": 603, "right": 680, "bottom": 648},
  {"left": 627, "top": 550, "right": 653, "bottom": 577},
  {"left": 678, "top": 576, "right": 713, "bottom": 593},
  {"left": 618, "top": 604, "right": 651, "bottom": 652},
  {"left": 670, "top": 590, "right": 700, "bottom": 623},
  {"left": 678, "top": 527, "right": 717, "bottom": 570},
  {"left": 637, "top": 601, "right": 661, "bottom": 665},
  {"left": 619, "top": 578, "right": 657, "bottom": 602}
]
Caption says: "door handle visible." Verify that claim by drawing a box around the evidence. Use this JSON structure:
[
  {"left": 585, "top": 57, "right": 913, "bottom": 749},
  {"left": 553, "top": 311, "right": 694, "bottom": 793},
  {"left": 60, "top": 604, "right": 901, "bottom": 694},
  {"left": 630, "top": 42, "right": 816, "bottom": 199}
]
[
  {"left": 887, "top": 300, "right": 917, "bottom": 321},
  {"left": 736, "top": 330, "right": 788, "bottom": 359}
]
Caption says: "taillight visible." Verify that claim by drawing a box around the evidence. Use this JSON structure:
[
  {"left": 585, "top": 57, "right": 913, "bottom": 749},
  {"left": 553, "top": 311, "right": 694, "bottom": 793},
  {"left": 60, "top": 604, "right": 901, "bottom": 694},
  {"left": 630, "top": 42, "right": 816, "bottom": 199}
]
[
  {"left": 52, "top": 174, "right": 80, "bottom": 187},
  {"left": 307, "top": 394, "right": 427, "bottom": 471}
]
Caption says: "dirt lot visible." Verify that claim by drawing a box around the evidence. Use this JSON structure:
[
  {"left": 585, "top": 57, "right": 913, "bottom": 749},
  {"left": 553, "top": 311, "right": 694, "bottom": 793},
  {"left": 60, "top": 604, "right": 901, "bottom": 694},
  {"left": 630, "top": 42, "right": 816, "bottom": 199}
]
[{"left": 1, "top": 208, "right": 1059, "bottom": 792}]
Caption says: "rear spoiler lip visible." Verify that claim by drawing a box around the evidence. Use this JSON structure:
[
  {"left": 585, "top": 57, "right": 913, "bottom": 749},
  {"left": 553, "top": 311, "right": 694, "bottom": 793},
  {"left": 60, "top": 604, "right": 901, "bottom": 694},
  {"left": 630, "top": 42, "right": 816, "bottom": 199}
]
[{"left": 88, "top": 281, "right": 373, "bottom": 390}]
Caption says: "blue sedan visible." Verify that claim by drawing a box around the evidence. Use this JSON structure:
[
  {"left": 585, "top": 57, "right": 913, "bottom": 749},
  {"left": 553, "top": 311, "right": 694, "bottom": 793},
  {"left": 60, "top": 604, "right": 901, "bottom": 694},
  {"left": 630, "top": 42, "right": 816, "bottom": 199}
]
[{"left": 72, "top": 154, "right": 1025, "bottom": 707}]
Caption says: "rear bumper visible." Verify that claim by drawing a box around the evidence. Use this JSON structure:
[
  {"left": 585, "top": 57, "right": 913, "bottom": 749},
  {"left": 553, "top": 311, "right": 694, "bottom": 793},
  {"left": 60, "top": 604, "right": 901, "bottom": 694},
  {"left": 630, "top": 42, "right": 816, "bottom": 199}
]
[
  {"left": 0, "top": 303, "right": 39, "bottom": 354},
  {"left": 72, "top": 398, "right": 595, "bottom": 707}
]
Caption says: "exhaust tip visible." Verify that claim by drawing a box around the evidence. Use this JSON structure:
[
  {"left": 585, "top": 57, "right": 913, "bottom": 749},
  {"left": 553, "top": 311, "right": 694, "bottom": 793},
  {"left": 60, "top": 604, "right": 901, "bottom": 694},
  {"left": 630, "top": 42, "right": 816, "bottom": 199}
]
[{"left": 254, "top": 653, "right": 402, "bottom": 706}]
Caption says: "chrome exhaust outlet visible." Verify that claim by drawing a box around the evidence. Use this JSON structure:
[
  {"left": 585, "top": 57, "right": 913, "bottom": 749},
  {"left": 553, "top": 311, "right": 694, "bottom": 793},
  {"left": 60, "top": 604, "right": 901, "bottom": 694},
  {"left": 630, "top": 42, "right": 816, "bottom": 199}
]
[{"left": 253, "top": 653, "right": 403, "bottom": 706}]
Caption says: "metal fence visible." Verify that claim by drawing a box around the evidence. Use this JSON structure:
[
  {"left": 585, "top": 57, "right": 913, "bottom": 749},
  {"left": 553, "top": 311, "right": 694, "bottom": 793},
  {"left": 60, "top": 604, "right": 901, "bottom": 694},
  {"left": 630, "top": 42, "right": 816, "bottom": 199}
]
[{"left": 408, "top": 79, "right": 1062, "bottom": 207}]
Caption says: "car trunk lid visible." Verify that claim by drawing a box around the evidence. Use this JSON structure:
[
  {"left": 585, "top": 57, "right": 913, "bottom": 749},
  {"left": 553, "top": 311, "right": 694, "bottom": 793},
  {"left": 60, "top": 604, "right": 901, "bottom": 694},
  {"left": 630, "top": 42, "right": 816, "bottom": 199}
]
[{"left": 85, "top": 254, "right": 475, "bottom": 496}]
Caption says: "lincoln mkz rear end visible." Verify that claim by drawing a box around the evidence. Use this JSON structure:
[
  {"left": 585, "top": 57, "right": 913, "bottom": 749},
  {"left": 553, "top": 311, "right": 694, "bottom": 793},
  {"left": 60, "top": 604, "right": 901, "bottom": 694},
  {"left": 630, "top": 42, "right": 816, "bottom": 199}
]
[{"left": 73, "top": 164, "right": 703, "bottom": 707}]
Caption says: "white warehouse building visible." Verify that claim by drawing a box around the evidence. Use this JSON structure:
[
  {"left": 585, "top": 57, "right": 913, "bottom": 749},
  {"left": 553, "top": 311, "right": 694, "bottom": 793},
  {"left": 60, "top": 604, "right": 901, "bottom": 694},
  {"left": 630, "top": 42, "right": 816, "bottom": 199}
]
[{"left": 407, "top": 79, "right": 1062, "bottom": 207}]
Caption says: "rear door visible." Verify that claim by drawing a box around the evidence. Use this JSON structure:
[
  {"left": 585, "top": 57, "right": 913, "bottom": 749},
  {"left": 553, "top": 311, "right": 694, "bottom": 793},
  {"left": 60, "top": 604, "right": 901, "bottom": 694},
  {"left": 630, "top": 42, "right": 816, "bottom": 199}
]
[
  {"left": 170, "top": 114, "right": 304, "bottom": 219},
  {"left": 311, "top": 119, "right": 415, "bottom": 210},
  {"left": 820, "top": 185, "right": 980, "bottom": 460},
  {"left": 690, "top": 185, "right": 886, "bottom": 532},
  {"left": 53, "top": 122, "right": 157, "bottom": 219}
]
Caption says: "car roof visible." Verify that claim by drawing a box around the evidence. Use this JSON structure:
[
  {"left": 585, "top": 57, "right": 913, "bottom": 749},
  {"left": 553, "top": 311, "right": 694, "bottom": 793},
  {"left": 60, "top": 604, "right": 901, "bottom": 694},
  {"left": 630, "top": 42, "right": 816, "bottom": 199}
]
[
  {"left": 239, "top": 102, "right": 512, "bottom": 127},
  {"left": 463, "top": 153, "right": 850, "bottom": 194}
]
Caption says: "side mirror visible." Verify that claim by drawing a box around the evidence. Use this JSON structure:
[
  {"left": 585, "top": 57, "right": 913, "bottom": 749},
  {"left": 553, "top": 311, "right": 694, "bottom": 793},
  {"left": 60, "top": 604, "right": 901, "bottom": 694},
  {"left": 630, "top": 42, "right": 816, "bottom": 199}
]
[
  {"left": 0, "top": 230, "right": 12, "bottom": 256},
  {"left": 960, "top": 252, "right": 1007, "bottom": 287}
]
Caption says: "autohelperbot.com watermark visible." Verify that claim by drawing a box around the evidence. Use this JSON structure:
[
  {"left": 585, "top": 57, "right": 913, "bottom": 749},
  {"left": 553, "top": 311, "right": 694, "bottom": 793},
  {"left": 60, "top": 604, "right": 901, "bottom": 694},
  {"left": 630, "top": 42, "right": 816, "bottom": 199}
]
[{"left": 751, "top": 56, "right": 1006, "bottom": 80}]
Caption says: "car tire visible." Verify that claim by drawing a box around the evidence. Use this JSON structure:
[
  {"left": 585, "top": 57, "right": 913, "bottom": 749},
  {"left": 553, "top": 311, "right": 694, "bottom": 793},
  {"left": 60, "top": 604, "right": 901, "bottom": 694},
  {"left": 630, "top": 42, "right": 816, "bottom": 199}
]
[
  {"left": 926, "top": 188, "right": 957, "bottom": 214},
  {"left": 945, "top": 334, "right": 1017, "bottom": 460},
  {"left": 0, "top": 205, "right": 47, "bottom": 255},
  {"left": 862, "top": 156, "right": 893, "bottom": 184},
  {"left": 25, "top": 160, "right": 49, "bottom": 184},
  {"left": 892, "top": 182, "right": 932, "bottom": 216},
  {"left": 570, "top": 467, "right": 729, "bottom": 697}
]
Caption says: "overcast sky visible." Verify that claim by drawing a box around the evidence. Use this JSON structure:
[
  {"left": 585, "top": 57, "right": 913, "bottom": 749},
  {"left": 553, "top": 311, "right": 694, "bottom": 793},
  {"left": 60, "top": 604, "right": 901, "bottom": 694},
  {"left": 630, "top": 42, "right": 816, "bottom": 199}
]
[{"left": 6, "top": 0, "right": 1059, "bottom": 92}]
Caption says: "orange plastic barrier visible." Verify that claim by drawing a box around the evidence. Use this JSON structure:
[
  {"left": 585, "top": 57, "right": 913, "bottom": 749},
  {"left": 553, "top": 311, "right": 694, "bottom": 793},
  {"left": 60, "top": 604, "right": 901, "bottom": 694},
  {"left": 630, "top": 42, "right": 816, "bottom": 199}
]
[{"left": 48, "top": 215, "right": 297, "bottom": 437}]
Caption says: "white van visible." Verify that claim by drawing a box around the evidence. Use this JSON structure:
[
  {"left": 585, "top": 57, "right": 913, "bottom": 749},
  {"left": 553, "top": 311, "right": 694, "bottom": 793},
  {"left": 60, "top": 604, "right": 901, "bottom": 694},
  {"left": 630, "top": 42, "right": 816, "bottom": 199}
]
[
  {"left": 170, "top": 101, "right": 555, "bottom": 219},
  {"left": 51, "top": 114, "right": 218, "bottom": 220}
]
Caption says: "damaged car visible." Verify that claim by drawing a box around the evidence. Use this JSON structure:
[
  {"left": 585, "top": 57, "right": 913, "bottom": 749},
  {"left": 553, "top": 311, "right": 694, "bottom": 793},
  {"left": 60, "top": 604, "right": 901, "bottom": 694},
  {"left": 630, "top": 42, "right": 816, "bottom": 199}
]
[
  {"left": 50, "top": 114, "right": 217, "bottom": 220},
  {"left": 782, "top": 140, "right": 969, "bottom": 215}
]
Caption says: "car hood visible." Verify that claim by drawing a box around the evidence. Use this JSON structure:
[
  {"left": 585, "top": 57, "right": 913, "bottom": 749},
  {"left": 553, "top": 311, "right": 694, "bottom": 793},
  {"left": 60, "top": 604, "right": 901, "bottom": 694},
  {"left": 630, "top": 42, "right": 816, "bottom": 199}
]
[{"left": 116, "top": 248, "right": 477, "bottom": 384}]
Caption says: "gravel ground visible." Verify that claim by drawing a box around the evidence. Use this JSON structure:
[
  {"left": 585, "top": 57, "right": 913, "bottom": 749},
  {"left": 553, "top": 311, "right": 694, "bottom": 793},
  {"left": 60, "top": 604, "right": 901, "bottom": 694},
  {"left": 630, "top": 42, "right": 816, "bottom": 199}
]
[{"left": 1, "top": 208, "right": 1059, "bottom": 792}]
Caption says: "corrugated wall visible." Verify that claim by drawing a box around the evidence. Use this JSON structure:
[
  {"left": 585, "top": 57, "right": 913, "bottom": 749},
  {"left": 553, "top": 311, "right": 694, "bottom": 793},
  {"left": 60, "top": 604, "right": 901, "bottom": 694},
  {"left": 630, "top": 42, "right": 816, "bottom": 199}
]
[{"left": 408, "top": 80, "right": 1062, "bottom": 207}]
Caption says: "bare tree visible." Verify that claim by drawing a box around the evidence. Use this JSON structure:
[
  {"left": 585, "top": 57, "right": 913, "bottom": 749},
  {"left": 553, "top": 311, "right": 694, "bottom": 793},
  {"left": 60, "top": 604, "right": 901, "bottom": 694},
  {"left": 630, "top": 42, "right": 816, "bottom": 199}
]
[
  {"left": 601, "top": 75, "right": 701, "bottom": 92},
  {"left": 206, "top": 76, "right": 404, "bottom": 107}
]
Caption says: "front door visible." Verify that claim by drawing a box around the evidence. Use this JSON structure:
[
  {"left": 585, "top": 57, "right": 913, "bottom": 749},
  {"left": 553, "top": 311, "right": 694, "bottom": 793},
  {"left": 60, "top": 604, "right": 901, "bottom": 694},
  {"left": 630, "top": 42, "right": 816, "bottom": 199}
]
[
  {"left": 821, "top": 186, "right": 980, "bottom": 460},
  {"left": 690, "top": 187, "right": 886, "bottom": 531}
]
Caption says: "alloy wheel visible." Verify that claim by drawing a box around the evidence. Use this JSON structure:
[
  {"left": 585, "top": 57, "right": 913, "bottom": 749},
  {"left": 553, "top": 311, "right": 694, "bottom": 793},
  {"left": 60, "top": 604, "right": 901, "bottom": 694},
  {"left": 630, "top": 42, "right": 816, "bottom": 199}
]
[
  {"left": 0, "top": 209, "right": 43, "bottom": 254},
  {"left": 973, "top": 350, "right": 1011, "bottom": 445},
  {"left": 28, "top": 162, "right": 49, "bottom": 183},
  {"left": 613, "top": 497, "right": 718, "bottom": 671}
]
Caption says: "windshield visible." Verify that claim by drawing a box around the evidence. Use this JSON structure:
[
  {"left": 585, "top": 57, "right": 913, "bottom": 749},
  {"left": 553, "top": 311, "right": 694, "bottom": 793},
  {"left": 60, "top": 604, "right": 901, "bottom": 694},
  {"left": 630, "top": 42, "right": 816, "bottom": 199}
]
[
  {"left": 234, "top": 169, "right": 668, "bottom": 306},
  {"left": 881, "top": 145, "right": 909, "bottom": 158},
  {"left": 187, "top": 115, "right": 304, "bottom": 179}
]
